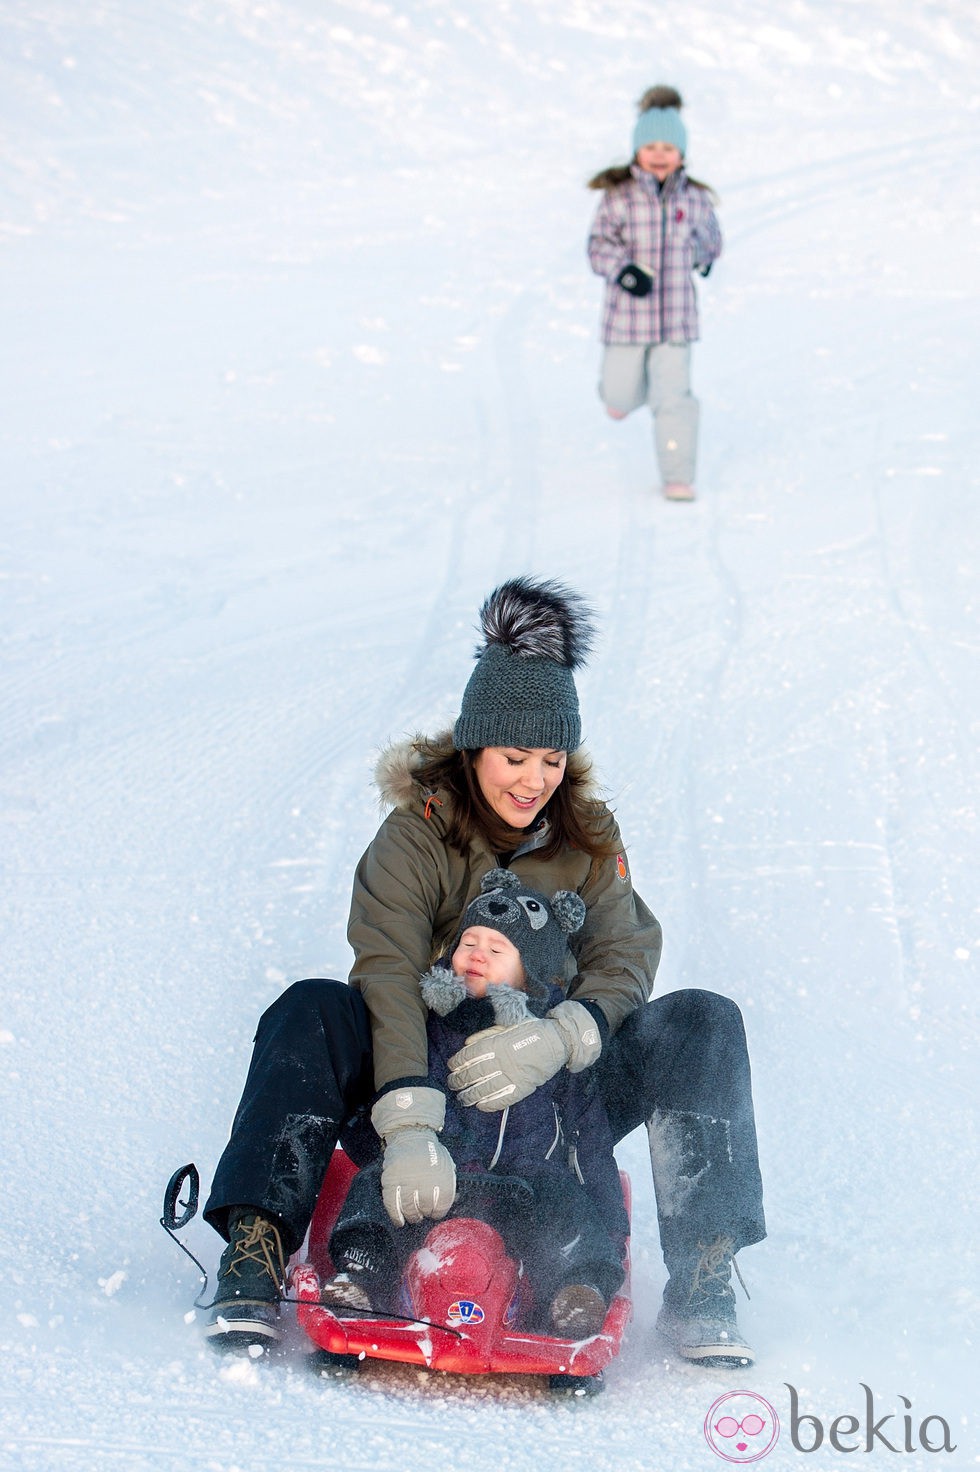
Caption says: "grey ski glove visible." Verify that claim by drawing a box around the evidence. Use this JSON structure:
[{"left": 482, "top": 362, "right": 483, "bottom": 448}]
[
  {"left": 446, "top": 1000, "right": 602, "bottom": 1111},
  {"left": 372, "top": 1085, "right": 457, "bottom": 1227}
]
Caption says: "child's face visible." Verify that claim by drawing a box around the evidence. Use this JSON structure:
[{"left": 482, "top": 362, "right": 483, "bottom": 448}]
[
  {"left": 452, "top": 925, "right": 525, "bottom": 998},
  {"left": 635, "top": 142, "right": 683, "bottom": 180}
]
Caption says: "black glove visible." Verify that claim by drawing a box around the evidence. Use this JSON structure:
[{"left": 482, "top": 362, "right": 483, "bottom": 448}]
[{"left": 616, "top": 263, "right": 653, "bottom": 297}]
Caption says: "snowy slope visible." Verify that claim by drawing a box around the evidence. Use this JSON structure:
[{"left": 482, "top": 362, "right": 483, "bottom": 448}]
[{"left": 1, "top": 1, "right": 978, "bottom": 1468}]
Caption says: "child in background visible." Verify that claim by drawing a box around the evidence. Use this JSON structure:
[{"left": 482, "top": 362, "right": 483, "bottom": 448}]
[
  {"left": 587, "top": 85, "right": 722, "bottom": 501},
  {"left": 322, "top": 869, "right": 628, "bottom": 1338}
]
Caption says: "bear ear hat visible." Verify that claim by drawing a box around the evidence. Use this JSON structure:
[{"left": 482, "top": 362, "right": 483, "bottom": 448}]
[
  {"left": 480, "top": 867, "right": 518, "bottom": 893},
  {"left": 550, "top": 889, "right": 586, "bottom": 936}
]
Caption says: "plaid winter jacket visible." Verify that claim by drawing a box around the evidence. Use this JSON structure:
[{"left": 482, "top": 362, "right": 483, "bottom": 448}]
[{"left": 587, "top": 167, "right": 722, "bottom": 346}]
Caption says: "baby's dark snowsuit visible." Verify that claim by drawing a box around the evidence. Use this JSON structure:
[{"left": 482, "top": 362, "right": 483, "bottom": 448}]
[{"left": 329, "top": 873, "right": 628, "bottom": 1321}]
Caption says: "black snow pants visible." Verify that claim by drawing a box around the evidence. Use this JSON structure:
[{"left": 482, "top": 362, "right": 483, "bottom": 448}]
[{"left": 204, "top": 980, "right": 766, "bottom": 1259}]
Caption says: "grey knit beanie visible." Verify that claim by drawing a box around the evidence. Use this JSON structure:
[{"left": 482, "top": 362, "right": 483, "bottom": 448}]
[{"left": 452, "top": 577, "right": 596, "bottom": 752}]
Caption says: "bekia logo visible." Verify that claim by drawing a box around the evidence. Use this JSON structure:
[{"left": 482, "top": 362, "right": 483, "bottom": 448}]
[
  {"left": 705, "top": 1391, "right": 779, "bottom": 1463},
  {"left": 704, "top": 1385, "right": 957, "bottom": 1461},
  {"left": 785, "top": 1384, "right": 956, "bottom": 1455}
]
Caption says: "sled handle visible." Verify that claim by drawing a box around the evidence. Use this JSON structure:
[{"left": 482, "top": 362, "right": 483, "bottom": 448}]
[
  {"left": 160, "top": 1163, "right": 212, "bottom": 1309},
  {"left": 162, "top": 1163, "right": 200, "bottom": 1230}
]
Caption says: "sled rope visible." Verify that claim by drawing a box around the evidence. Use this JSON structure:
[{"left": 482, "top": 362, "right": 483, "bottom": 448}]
[
  {"left": 160, "top": 1162, "right": 465, "bottom": 1337},
  {"left": 285, "top": 1290, "right": 465, "bottom": 1338}
]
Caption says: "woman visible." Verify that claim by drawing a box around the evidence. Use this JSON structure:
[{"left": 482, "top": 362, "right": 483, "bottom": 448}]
[{"left": 203, "top": 577, "right": 765, "bottom": 1367}]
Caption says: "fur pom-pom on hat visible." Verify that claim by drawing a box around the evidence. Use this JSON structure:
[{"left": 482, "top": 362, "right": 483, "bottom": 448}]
[
  {"left": 637, "top": 84, "right": 683, "bottom": 113},
  {"left": 453, "top": 577, "right": 597, "bottom": 752},
  {"left": 475, "top": 576, "right": 596, "bottom": 668}
]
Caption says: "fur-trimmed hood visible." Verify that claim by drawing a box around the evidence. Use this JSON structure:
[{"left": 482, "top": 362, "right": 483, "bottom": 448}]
[
  {"left": 373, "top": 732, "right": 444, "bottom": 813},
  {"left": 372, "top": 731, "right": 600, "bottom": 815}
]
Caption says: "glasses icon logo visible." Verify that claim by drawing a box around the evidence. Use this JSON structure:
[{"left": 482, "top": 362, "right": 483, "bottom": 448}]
[
  {"left": 716, "top": 1414, "right": 767, "bottom": 1439},
  {"left": 704, "top": 1392, "right": 780, "bottom": 1463}
]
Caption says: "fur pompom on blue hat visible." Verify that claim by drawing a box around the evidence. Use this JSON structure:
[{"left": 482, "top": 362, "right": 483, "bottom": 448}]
[
  {"left": 633, "top": 105, "right": 687, "bottom": 157},
  {"left": 632, "top": 84, "right": 687, "bottom": 158},
  {"left": 452, "top": 577, "right": 597, "bottom": 753}
]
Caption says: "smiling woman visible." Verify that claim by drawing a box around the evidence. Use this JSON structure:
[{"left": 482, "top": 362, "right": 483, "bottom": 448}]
[
  {"left": 201, "top": 576, "right": 766, "bottom": 1371},
  {"left": 473, "top": 747, "right": 567, "bottom": 828}
]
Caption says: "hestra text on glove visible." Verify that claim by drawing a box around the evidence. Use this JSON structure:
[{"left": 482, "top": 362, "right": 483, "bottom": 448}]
[
  {"left": 446, "top": 1000, "right": 602, "bottom": 1111},
  {"left": 371, "top": 1085, "right": 457, "bottom": 1227}
]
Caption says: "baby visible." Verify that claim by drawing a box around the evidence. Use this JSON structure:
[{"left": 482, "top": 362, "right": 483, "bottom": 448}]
[{"left": 324, "top": 870, "right": 628, "bottom": 1337}]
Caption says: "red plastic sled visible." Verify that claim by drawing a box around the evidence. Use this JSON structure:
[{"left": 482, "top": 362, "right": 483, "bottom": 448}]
[{"left": 293, "top": 1149, "right": 632, "bottom": 1393}]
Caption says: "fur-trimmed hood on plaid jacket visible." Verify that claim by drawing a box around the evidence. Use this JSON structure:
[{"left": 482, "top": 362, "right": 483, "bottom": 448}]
[{"left": 587, "top": 166, "right": 722, "bottom": 345}]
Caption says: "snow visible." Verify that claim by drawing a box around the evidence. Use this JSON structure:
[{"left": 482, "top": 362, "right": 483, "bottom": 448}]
[{"left": 1, "top": 0, "right": 978, "bottom": 1467}]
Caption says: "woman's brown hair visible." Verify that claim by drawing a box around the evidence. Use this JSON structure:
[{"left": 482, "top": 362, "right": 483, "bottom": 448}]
[{"left": 411, "top": 737, "right": 619, "bottom": 863}]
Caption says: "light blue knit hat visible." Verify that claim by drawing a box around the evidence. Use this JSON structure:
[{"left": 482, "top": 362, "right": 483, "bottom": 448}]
[{"left": 633, "top": 106, "right": 687, "bottom": 157}]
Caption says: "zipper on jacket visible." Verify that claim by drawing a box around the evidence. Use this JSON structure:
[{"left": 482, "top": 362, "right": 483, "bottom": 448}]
[
  {"left": 544, "top": 1104, "right": 562, "bottom": 1162},
  {"left": 568, "top": 1130, "right": 586, "bottom": 1185},
  {"left": 658, "top": 192, "right": 668, "bottom": 341},
  {"left": 488, "top": 1106, "right": 510, "bottom": 1170}
]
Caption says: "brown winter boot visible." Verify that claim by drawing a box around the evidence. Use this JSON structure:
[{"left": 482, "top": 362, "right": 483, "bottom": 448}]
[
  {"left": 204, "top": 1209, "right": 287, "bottom": 1353},
  {"left": 549, "top": 1282, "right": 608, "bottom": 1338}
]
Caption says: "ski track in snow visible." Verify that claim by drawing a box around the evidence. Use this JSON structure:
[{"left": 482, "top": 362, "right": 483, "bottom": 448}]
[{"left": 1, "top": 0, "right": 979, "bottom": 1468}]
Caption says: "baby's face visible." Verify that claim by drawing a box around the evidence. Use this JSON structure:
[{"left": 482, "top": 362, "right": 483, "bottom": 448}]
[{"left": 452, "top": 926, "right": 526, "bottom": 998}]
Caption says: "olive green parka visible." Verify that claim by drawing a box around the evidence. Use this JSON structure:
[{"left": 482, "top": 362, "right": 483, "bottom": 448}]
[{"left": 347, "top": 735, "right": 663, "bottom": 1092}]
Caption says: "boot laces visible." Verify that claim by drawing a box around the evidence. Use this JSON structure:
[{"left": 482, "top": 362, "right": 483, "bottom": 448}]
[
  {"left": 227, "top": 1215, "right": 287, "bottom": 1289},
  {"left": 689, "top": 1235, "right": 749, "bottom": 1307}
]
